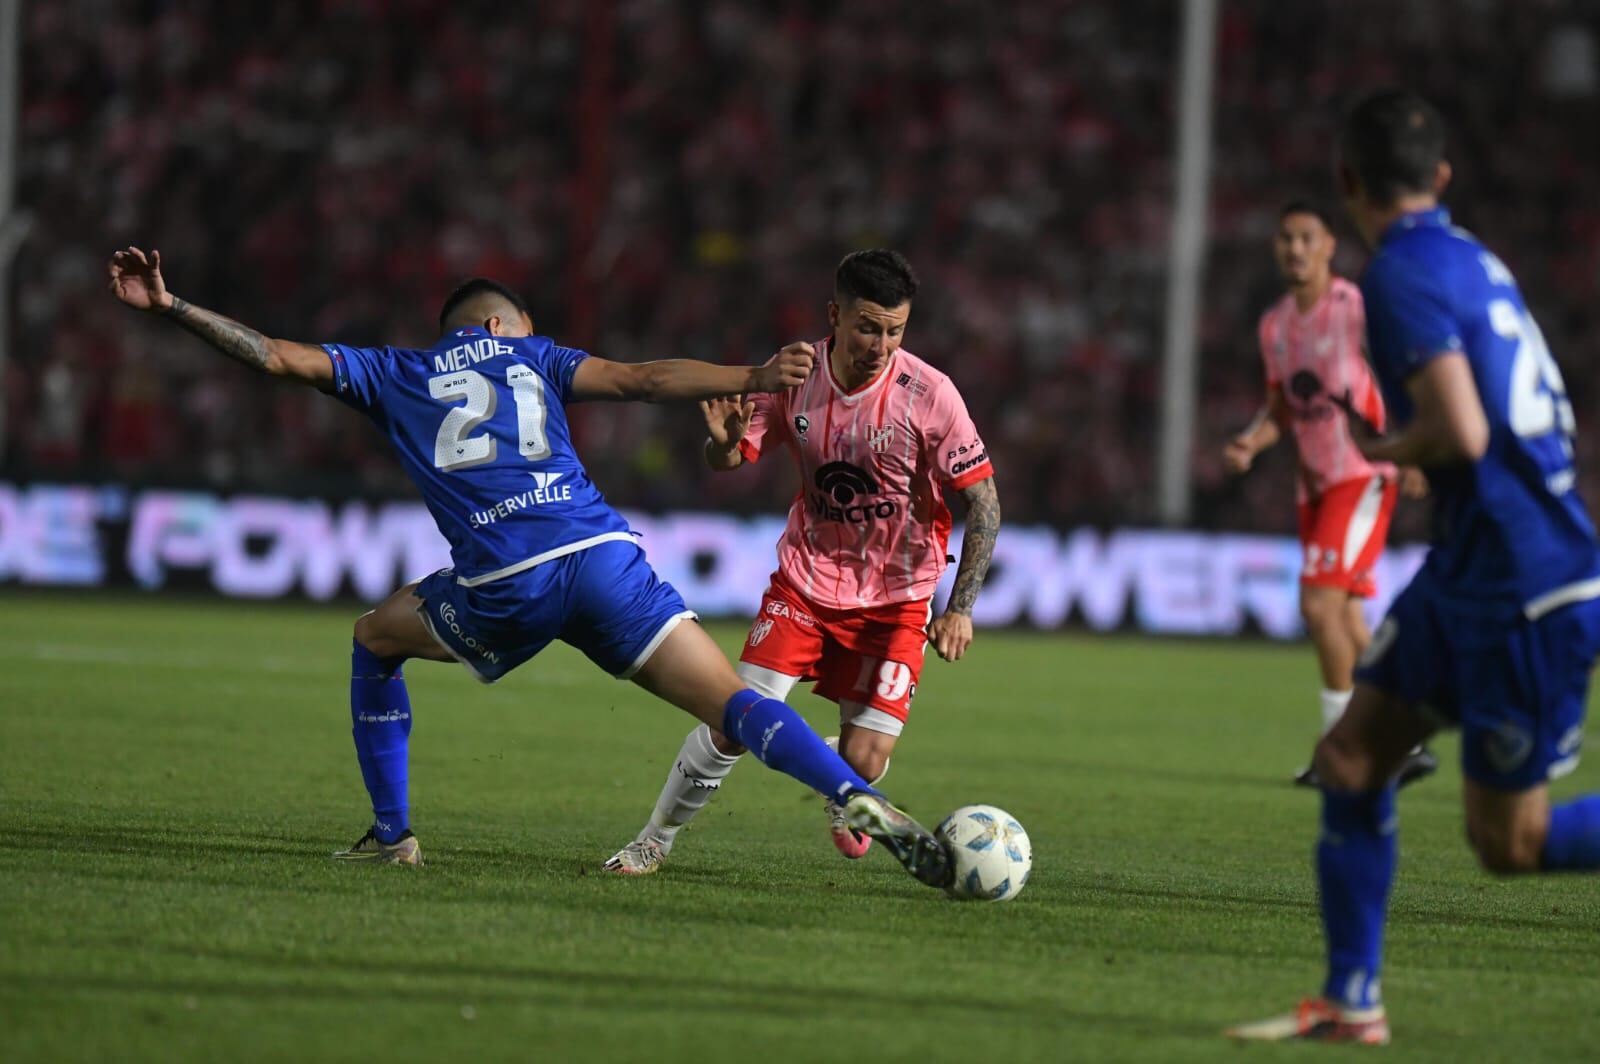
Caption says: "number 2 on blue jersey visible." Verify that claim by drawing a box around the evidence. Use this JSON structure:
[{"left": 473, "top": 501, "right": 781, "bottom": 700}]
[{"left": 1488, "top": 299, "right": 1574, "bottom": 451}]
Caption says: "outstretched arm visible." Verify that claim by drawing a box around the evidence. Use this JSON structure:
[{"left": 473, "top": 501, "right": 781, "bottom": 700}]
[
  {"left": 570, "top": 342, "right": 813, "bottom": 403},
  {"left": 1223, "top": 385, "right": 1286, "bottom": 475},
  {"left": 927, "top": 475, "right": 1001, "bottom": 662},
  {"left": 1336, "top": 354, "right": 1488, "bottom": 467},
  {"left": 108, "top": 247, "right": 333, "bottom": 389}
]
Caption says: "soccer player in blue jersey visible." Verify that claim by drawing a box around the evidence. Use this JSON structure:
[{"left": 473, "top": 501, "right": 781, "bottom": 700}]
[
  {"left": 106, "top": 247, "right": 954, "bottom": 889},
  {"left": 1230, "top": 89, "right": 1600, "bottom": 1045}
]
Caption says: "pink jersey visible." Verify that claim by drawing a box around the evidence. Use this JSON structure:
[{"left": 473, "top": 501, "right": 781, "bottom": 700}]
[
  {"left": 1258, "top": 277, "right": 1394, "bottom": 500},
  {"left": 738, "top": 337, "right": 994, "bottom": 610}
]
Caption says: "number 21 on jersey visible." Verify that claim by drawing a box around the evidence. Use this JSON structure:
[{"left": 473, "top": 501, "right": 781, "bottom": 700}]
[
  {"left": 1489, "top": 299, "right": 1574, "bottom": 453},
  {"left": 428, "top": 365, "right": 550, "bottom": 472}
]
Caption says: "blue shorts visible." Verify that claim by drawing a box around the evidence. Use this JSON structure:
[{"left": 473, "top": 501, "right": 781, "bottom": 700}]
[
  {"left": 1355, "top": 565, "right": 1600, "bottom": 790},
  {"left": 414, "top": 540, "right": 696, "bottom": 683}
]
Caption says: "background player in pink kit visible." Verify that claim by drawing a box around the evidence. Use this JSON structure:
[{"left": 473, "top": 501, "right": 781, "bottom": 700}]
[
  {"left": 604, "top": 250, "right": 1001, "bottom": 874},
  {"left": 1224, "top": 202, "right": 1434, "bottom": 787}
]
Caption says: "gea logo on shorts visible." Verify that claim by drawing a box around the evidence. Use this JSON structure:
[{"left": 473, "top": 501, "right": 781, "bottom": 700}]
[{"left": 810, "top": 462, "right": 897, "bottom": 524}]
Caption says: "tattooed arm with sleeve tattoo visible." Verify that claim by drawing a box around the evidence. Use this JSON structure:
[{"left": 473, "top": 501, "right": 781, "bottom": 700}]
[
  {"left": 108, "top": 247, "right": 335, "bottom": 389},
  {"left": 926, "top": 475, "right": 1001, "bottom": 661}
]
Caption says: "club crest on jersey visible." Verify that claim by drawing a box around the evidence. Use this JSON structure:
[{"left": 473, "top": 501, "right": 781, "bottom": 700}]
[
  {"left": 794, "top": 415, "right": 809, "bottom": 440},
  {"left": 748, "top": 618, "right": 774, "bottom": 646},
  {"left": 867, "top": 425, "right": 894, "bottom": 453}
]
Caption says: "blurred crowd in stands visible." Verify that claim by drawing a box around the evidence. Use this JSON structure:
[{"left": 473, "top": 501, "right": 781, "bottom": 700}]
[{"left": 9, "top": 0, "right": 1599, "bottom": 537}]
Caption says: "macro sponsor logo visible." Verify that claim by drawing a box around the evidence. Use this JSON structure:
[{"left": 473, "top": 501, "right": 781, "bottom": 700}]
[
  {"left": 810, "top": 462, "right": 897, "bottom": 524},
  {"left": 1287, "top": 370, "right": 1343, "bottom": 423},
  {"left": 437, "top": 601, "right": 500, "bottom": 664}
]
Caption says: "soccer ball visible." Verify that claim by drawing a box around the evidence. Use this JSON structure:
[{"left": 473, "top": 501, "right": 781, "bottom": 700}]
[{"left": 936, "top": 805, "right": 1032, "bottom": 902}]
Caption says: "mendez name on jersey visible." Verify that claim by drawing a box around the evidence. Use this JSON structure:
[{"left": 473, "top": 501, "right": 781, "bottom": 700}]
[
  {"left": 323, "top": 327, "right": 633, "bottom": 586},
  {"left": 1361, "top": 207, "right": 1600, "bottom": 612}
]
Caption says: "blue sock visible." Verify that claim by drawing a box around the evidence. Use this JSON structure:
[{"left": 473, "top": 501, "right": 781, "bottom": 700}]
[
  {"left": 721, "top": 690, "right": 874, "bottom": 802},
  {"left": 351, "top": 640, "right": 413, "bottom": 843},
  {"left": 1542, "top": 795, "right": 1600, "bottom": 870},
  {"left": 1317, "top": 786, "right": 1397, "bottom": 1010}
]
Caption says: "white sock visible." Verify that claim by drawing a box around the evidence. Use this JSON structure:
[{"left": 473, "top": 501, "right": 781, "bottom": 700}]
[
  {"left": 1320, "top": 687, "right": 1353, "bottom": 734},
  {"left": 639, "top": 724, "right": 742, "bottom": 852}
]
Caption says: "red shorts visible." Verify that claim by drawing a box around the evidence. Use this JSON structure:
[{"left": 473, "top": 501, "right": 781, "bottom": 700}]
[
  {"left": 739, "top": 573, "right": 931, "bottom": 722},
  {"left": 1297, "top": 473, "right": 1399, "bottom": 598}
]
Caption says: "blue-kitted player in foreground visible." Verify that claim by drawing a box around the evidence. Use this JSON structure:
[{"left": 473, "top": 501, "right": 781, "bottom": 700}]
[
  {"left": 107, "top": 248, "right": 953, "bottom": 889},
  {"left": 1230, "top": 89, "right": 1600, "bottom": 1045}
]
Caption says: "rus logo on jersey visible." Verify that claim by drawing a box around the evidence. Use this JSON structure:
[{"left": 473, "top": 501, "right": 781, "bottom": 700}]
[{"left": 810, "top": 461, "right": 898, "bottom": 524}]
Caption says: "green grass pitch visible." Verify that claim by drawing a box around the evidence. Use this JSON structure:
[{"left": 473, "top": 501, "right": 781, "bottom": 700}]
[{"left": 2, "top": 594, "right": 1597, "bottom": 1062}]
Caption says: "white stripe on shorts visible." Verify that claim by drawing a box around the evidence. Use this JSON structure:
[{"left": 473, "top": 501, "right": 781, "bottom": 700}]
[
  {"left": 1524, "top": 575, "right": 1600, "bottom": 621},
  {"left": 618, "top": 609, "right": 699, "bottom": 680},
  {"left": 1341, "top": 476, "right": 1387, "bottom": 572},
  {"left": 456, "top": 531, "right": 638, "bottom": 588}
]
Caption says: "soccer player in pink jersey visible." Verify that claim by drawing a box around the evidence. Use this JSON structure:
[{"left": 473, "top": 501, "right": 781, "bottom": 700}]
[
  {"left": 604, "top": 250, "right": 1001, "bottom": 874},
  {"left": 1224, "top": 202, "right": 1435, "bottom": 787}
]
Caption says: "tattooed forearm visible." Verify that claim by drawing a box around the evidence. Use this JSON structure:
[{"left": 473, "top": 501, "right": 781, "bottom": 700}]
[
  {"left": 948, "top": 477, "right": 1000, "bottom": 615},
  {"left": 163, "top": 297, "right": 273, "bottom": 371}
]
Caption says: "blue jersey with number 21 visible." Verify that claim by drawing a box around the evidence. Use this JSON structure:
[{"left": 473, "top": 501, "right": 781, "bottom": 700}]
[
  {"left": 1361, "top": 207, "right": 1600, "bottom": 612},
  {"left": 322, "top": 328, "right": 632, "bottom": 585}
]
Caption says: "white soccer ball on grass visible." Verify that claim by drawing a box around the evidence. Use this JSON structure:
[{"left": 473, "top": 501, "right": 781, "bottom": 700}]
[{"left": 936, "top": 804, "right": 1032, "bottom": 902}]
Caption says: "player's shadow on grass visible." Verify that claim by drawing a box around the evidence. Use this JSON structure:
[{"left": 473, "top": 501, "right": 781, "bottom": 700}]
[
  {"left": 1076, "top": 881, "right": 1597, "bottom": 949},
  {"left": 2, "top": 823, "right": 931, "bottom": 911},
  {"left": 999, "top": 755, "right": 1310, "bottom": 793},
  {"left": 22, "top": 945, "right": 1212, "bottom": 1038},
  {"left": 4, "top": 823, "right": 314, "bottom": 858}
]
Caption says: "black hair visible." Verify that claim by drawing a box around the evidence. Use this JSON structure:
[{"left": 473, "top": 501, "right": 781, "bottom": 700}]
[
  {"left": 437, "top": 277, "right": 530, "bottom": 334},
  {"left": 1279, "top": 198, "right": 1335, "bottom": 231},
  {"left": 1340, "top": 89, "right": 1447, "bottom": 206},
  {"left": 834, "top": 249, "right": 919, "bottom": 308}
]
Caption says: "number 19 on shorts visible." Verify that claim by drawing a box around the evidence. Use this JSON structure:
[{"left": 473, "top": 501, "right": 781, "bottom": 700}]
[{"left": 855, "top": 659, "right": 913, "bottom": 702}]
